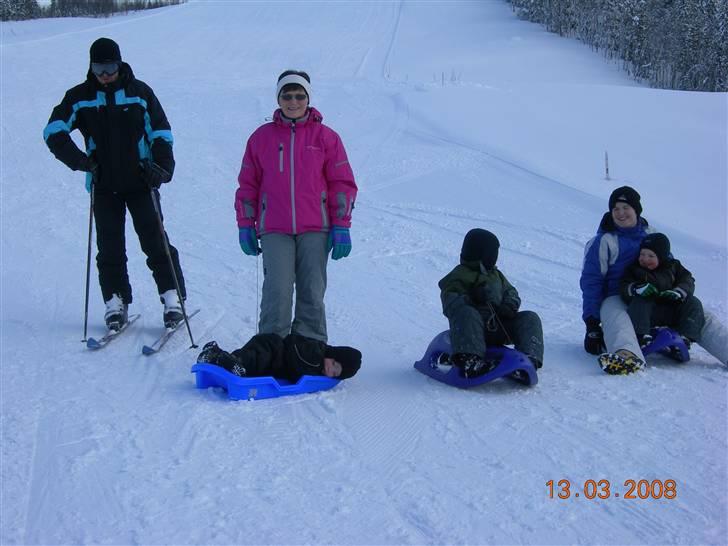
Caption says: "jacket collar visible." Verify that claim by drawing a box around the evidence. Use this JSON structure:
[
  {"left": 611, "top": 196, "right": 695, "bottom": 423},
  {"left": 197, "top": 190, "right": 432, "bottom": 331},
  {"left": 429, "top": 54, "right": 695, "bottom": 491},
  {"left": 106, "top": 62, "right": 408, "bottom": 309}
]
[
  {"left": 597, "top": 212, "right": 649, "bottom": 234},
  {"left": 273, "top": 106, "right": 323, "bottom": 127}
]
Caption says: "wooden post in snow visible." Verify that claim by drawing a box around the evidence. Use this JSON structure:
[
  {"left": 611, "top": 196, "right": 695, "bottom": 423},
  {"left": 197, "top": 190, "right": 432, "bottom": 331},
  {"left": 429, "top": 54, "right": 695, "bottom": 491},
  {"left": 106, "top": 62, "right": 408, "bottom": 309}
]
[{"left": 605, "top": 150, "right": 611, "bottom": 181}]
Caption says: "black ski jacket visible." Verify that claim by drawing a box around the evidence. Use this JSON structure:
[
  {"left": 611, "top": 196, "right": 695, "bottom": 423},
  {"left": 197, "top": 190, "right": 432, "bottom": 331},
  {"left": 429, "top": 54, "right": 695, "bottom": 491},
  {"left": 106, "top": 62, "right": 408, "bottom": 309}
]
[
  {"left": 43, "top": 63, "right": 174, "bottom": 193},
  {"left": 620, "top": 259, "right": 696, "bottom": 302},
  {"left": 231, "top": 333, "right": 328, "bottom": 382}
]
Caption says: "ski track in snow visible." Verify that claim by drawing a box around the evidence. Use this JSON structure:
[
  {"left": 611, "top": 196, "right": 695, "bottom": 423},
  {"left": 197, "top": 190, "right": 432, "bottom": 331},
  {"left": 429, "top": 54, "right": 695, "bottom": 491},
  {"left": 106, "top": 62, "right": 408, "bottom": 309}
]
[{"left": 2, "top": 2, "right": 727, "bottom": 545}]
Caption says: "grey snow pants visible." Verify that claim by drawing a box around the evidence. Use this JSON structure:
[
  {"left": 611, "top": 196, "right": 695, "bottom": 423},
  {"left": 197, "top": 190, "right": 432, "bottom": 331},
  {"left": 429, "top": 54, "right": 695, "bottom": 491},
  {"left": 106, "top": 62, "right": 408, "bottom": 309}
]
[{"left": 259, "top": 232, "right": 329, "bottom": 342}]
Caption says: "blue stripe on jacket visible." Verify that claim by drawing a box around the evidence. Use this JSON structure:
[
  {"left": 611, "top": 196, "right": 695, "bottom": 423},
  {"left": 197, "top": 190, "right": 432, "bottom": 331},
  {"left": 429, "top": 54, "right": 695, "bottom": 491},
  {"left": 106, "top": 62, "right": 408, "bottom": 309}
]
[{"left": 43, "top": 92, "right": 107, "bottom": 141}]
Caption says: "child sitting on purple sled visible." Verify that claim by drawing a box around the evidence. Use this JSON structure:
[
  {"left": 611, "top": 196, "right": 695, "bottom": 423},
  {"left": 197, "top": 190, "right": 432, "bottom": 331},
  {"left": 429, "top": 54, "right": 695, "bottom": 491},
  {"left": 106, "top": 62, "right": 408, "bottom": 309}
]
[
  {"left": 620, "top": 232, "right": 704, "bottom": 351},
  {"left": 438, "top": 228, "right": 544, "bottom": 378},
  {"left": 196, "top": 333, "right": 361, "bottom": 383}
]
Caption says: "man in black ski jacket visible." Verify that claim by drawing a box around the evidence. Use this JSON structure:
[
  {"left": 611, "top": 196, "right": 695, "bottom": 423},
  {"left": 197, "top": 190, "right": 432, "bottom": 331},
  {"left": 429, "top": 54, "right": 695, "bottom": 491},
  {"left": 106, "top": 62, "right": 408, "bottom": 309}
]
[{"left": 43, "top": 37, "right": 186, "bottom": 331}]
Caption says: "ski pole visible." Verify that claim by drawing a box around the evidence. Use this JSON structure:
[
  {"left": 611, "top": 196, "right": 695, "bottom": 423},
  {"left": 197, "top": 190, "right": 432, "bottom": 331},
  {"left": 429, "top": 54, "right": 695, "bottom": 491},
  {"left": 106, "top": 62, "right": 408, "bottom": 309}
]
[
  {"left": 82, "top": 181, "right": 95, "bottom": 342},
  {"left": 149, "top": 188, "right": 197, "bottom": 348}
]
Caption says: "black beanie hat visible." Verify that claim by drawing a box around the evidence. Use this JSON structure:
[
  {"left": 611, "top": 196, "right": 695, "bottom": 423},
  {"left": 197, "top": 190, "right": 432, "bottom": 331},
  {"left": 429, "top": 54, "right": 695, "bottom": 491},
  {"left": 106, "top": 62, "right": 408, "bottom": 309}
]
[
  {"left": 460, "top": 228, "right": 500, "bottom": 269},
  {"left": 608, "top": 186, "right": 642, "bottom": 216},
  {"left": 640, "top": 233, "right": 670, "bottom": 265},
  {"left": 90, "top": 38, "right": 121, "bottom": 63},
  {"left": 325, "top": 346, "right": 362, "bottom": 379}
]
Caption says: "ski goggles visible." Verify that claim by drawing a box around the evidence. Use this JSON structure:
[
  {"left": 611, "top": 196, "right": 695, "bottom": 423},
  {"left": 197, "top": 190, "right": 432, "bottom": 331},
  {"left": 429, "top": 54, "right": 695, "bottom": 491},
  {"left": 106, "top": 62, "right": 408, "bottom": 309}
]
[
  {"left": 279, "top": 93, "right": 308, "bottom": 102},
  {"left": 91, "top": 61, "right": 120, "bottom": 77}
]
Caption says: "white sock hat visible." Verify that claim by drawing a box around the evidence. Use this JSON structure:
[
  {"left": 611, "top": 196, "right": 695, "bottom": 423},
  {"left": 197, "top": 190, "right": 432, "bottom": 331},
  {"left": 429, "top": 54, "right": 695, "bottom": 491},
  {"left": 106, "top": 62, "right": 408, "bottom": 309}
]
[{"left": 276, "top": 73, "right": 312, "bottom": 99}]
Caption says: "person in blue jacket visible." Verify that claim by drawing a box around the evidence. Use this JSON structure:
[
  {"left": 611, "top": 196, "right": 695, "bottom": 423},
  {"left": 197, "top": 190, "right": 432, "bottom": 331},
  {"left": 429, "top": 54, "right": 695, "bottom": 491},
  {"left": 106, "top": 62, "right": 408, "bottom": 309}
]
[
  {"left": 580, "top": 186, "right": 728, "bottom": 374},
  {"left": 580, "top": 186, "right": 653, "bottom": 373}
]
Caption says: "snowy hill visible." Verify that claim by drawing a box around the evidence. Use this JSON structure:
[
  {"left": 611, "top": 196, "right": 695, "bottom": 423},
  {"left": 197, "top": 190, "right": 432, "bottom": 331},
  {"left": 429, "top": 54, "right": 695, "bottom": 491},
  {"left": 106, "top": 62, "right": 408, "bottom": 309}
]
[{"left": 1, "top": 2, "right": 726, "bottom": 544}]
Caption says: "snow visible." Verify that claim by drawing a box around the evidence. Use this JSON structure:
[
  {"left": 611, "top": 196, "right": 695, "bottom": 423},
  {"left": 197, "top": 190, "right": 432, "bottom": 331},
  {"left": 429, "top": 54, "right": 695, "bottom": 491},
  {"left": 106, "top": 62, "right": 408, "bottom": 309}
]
[{"left": 1, "top": 1, "right": 727, "bottom": 544}]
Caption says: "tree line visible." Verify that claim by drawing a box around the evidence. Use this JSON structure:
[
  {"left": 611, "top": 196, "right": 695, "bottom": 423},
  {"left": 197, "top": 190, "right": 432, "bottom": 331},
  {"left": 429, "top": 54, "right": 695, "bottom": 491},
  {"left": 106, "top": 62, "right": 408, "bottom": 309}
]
[
  {"left": 506, "top": 0, "right": 728, "bottom": 92},
  {"left": 1, "top": 0, "right": 184, "bottom": 21}
]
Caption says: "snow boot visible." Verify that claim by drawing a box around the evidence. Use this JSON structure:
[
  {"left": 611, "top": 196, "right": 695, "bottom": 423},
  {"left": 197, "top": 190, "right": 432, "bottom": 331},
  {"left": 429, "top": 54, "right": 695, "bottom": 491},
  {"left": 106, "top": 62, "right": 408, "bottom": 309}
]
[
  {"left": 104, "top": 294, "right": 128, "bottom": 332},
  {"left": 598, "top": 350, "right": 644, "bottom": 375},
  {"left": 664, "top": 336, "right": 691, "bottom": 362},
  {"left": 197, "top": 341, "right": 222, "bottom": 364},
  {"left": 637, "top": 333, "right": 653, "bottom": 349},
  {"left": 197, "top": 341, "right": 246, "bottom": 376},
  {"left": 452, "top": 353, "right": 498, "bottom": 378},
  {"left": 160, "top": 289, "right": 183, "bottom": 328}
]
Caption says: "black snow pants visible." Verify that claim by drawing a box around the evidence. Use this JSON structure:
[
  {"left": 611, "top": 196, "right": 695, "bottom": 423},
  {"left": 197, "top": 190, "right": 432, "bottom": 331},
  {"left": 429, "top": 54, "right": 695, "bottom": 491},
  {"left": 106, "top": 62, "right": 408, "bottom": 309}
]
[
  {"left": 93, "top": 189, "right": 185, "bottom": 304},
  {"left": 627, "top": 295, "right": 705, "bottom": 341},
  {"left": 448, "top": 304, "right": 544, "bottom": 363}
]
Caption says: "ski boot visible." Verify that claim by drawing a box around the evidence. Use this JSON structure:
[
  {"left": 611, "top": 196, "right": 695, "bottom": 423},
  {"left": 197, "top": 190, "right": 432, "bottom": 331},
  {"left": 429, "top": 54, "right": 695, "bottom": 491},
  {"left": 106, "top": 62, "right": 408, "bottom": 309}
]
[
  {"left": 161, "top": 289, "right": 184, "bottom": 329},
  {"left": 598, "top": 350, "right": 645, "bottom": 375},
  {"left": 104, "top": 294, "right": 128, "bottom": 332}
]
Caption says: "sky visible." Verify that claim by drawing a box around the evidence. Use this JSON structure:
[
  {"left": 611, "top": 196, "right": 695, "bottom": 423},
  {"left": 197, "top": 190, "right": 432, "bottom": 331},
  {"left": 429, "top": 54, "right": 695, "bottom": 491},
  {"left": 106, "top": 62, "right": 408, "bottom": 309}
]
[{"left": 1, "top": 1, "right": 727, "bottom": 545}]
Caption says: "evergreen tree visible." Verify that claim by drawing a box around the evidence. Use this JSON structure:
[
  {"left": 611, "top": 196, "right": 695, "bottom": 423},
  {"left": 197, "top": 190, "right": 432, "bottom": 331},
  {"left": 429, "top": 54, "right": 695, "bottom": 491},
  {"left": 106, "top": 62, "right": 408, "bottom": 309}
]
[{"left": 507, "top": 0, "right": 728, "bottom": 92}]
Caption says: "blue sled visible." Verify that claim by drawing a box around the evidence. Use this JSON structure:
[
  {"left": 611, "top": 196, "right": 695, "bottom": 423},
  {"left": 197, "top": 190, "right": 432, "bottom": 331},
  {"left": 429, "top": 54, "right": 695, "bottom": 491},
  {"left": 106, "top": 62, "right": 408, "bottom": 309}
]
[
  {"left": 413, "top": 330, "right": 538, "bottom": 388},
  {"left": 642, "top": 327, "right": 690, "bottom": 362},
  {"left": 191, "top": 363, "right": 340, "bottom": 400}
]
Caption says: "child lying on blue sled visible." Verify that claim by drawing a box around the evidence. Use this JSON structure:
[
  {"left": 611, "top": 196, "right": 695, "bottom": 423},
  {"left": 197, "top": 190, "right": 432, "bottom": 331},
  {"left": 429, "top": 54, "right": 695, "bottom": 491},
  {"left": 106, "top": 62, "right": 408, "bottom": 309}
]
[
  {"left": 439, "top": 228, "right": 544, "bottom": 378},
  {"left": 197, "top": 334, "right": 361, "bottom": 382}
]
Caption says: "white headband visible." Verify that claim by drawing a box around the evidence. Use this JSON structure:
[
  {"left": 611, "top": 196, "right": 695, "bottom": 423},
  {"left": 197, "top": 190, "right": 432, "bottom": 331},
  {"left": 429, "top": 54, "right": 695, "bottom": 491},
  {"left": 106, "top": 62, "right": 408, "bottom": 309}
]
[{"left": 276, "top": 74, "right": 312, "bottom": 99}]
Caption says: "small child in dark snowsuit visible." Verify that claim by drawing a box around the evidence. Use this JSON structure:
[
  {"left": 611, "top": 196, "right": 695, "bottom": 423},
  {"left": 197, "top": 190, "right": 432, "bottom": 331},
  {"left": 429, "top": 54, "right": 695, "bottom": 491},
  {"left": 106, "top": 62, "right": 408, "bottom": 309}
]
[
  {"left": 438, "top": 228, "right": 544, "bottom": 378},
  {"left": 620, "top": 232, "right": 704, "bottom": 349},
  {"left": 197, "top": 333, "right": 361, "bottom": 382}
]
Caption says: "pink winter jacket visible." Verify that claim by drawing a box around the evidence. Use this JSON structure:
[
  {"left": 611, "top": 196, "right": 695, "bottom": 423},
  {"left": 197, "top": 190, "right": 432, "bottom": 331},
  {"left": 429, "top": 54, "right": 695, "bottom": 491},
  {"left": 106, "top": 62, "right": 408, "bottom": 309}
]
[{"left": 235, "top": 107, "right": 357, "bottom": 235}]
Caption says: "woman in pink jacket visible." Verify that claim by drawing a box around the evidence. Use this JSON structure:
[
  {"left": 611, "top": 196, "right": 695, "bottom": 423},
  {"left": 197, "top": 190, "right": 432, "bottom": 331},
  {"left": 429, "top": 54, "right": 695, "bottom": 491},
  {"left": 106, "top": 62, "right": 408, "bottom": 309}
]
[{"left": 235, "top": 70, "right": 357, "bottom": 342}]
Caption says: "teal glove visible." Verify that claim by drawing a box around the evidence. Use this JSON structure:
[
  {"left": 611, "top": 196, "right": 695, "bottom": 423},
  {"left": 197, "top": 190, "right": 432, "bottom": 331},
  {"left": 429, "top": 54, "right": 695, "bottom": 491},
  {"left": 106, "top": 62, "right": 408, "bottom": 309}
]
[
  {"left": 659, "top": 289, "right": 685, "bottom": 302},
  {"left": 328, "top": 227, "right": 351, "bottom": 260},
  {"left": 631, "top": 282, "right": 658, "bottom": 298},
  {"left": 238, "top": 227, "right": 260, "bottom": 256}
]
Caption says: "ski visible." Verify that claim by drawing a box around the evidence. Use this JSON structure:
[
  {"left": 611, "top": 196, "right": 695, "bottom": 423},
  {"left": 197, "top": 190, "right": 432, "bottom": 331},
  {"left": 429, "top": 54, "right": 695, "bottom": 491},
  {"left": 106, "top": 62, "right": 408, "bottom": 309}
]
[
  {"left": 142, "top": 308, "right": 200, "bottom": 355},
  {"left": 86, "top": 314, "right": 142, "bottom": 350}
]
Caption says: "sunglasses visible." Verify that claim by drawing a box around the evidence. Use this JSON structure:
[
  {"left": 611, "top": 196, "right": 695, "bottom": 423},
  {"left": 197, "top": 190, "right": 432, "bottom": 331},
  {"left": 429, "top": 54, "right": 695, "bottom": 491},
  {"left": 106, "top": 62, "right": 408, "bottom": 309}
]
[
  {"left": 91, "top": 62, "right": 120, "bottom": 76},
  {"left": 280, "top": 93, "right": 308, "bottom": 102}
]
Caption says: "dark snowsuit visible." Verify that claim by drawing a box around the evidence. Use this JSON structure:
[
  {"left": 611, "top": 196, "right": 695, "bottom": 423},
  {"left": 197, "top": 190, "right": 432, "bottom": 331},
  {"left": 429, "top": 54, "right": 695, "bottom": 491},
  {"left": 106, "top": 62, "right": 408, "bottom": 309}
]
[
  {"left": 43, "top": 62, "right": 185, "bottom": 304},
  {"left": 620, "top": 259, "right": 704, "bottom": 341},
  {"left": 230, "top": 334, "right": 336, "bottom": 383},
  {"left": 439, "top": 261, "right": 544, "bottom": 364}
]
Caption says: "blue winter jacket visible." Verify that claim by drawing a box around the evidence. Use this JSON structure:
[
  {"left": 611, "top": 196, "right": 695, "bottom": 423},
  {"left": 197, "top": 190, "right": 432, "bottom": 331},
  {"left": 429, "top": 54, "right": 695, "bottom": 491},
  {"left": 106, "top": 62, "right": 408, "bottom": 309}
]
[{"left": 580, "top": 213, "right": 652, "bottom": 322}]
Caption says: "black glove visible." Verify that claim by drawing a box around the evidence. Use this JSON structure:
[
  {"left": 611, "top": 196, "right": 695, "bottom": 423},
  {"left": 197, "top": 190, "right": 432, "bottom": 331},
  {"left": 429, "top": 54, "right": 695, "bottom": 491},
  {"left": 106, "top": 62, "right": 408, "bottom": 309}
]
[
  {"left": 141, "top": 160, "right": 172, "bottom": 189},
  {"left": 584, "top": 316, "right": 604, "bottom": 355},
  {"left": 76, "top": 155, "right": 99, "bottom": 177}
]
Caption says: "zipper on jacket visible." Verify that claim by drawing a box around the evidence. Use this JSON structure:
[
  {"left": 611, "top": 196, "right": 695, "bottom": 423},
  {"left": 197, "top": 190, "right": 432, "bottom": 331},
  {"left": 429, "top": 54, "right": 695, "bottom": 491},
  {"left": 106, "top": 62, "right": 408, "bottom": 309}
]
[
  {"left": 278, "top": 143, "right": 283, "bottom": 172},
  {"left": 290, "top": 121, "right": 297, "bottom": 234}
]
